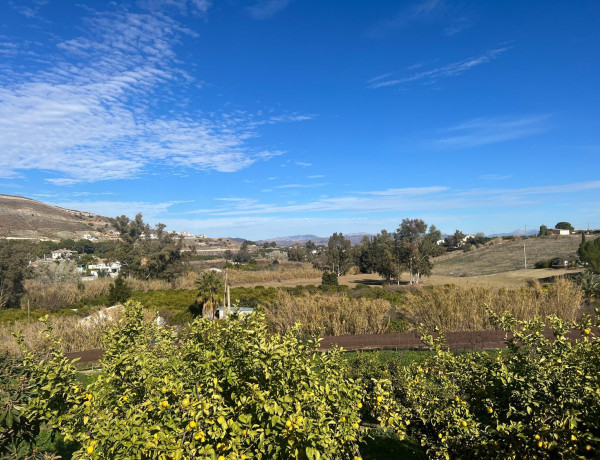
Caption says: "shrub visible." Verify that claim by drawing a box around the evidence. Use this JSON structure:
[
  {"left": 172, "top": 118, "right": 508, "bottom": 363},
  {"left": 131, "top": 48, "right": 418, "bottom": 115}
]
[
  {"left": 107, "top": 275, "right": 131, "bottom": 305},
  {"left": 534, "top": 259, "right": 554, "bottom": 269},
  {"left": 18, "top": 303, "right": 399, "bottom": 459},
  {"left": 380, "top": 311, "right": 600, "bottom": 459},
  {"left": 321, "top": 271, "right": 339, "bottom": 286}
]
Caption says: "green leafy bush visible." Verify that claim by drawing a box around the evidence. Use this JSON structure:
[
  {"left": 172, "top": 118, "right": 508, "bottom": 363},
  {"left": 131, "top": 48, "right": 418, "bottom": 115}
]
[
  {"left": 380, "top": 310, "right": 600, "bottom": 458},
  {"left": 19, "top": 303, "right": 402, "bottom": 459}
]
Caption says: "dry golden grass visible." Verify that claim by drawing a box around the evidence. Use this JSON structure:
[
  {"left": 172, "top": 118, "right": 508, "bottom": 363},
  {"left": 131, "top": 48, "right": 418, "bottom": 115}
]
[
  {"left": 399, "top": 277, "right": 584, "bottom": 331},
  {"left": 0, "top": 314, "right": 108, "bottom": 356},
  {"left": 227, "top": 264, "right": 321, "bottom": 286},
  {"left": 23, "top": 272, "right": 200, "bottom": 311},
  {"left": 265, "top": 291, "right": 391, "bottom": 336}
]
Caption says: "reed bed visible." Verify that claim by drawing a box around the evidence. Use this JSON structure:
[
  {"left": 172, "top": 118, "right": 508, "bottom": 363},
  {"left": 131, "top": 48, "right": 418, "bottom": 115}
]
[
  {"left": 0, "top": 313, "right": 109, "bottom": 356},
  {"left": 265, "top": 291, "right": 392, "bottom": 336},
  {"left": 399, "top": 278, "right": 584, "bottom": 332},
  {"left": 23, "top": 272, "right": 199, "bottom": 311}
]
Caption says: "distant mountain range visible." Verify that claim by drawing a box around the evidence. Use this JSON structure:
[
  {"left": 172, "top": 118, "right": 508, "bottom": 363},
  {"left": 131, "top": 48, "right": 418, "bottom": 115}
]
[{"left": 256, "top": 233, "right": 373, "bottom": 247}]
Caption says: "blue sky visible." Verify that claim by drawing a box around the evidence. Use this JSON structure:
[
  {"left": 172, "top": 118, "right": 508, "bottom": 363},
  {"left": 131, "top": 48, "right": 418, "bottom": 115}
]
[{"left": 1, "top": 0, "right": 599, "bottom": 239}]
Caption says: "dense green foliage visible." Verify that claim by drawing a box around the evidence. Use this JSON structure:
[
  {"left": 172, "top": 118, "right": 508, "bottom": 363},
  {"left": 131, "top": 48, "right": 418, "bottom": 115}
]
[
  {"left": 0, "top": 242, "right": 30, "bottom": 309},
  {"left": 556, "top": 222, "right": 575, "bottom": 232},
  {"left": 350, "top": 312, "right": 600, "bottom": 459},
  {"left": 14, "top": 303, "right": 403, "bottom": 459},
  {"left": 356, "top": 219, "right": 444, "bottom": 285},
  {"left": 107, "top": 275, "right": 132, "bottom": 305},
  {"left": 321, "top": 271, "right": 338, "bottom": 286},
  {"left": 579, "top": 237, "right": 600, "bottom": 273}
]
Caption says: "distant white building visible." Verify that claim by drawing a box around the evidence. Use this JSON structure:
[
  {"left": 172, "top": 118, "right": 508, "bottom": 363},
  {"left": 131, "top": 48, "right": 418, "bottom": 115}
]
[
  {"left": 553, "top": 229, "right": 570, "bottom": 236},
  {"left": 215, "top": 306, "right": 254, "bottom": 319},
  {"left": 87, "top": 261, "right": 122, "bottom": 278},
  {"left": 51, "top": 249, "right": 76, "bottom": 259}
]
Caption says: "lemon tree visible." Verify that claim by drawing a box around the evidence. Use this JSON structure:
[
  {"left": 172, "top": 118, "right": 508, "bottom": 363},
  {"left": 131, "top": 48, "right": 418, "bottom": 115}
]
[
  {"left": 379, "top": 310, "right": 600, "bottom": 459},
  {"left": 20, "top": 302, "right": 390, "bottom": 459}
]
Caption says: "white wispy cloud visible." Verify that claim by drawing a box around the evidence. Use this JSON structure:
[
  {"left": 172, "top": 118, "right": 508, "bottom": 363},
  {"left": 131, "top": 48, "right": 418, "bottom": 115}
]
[
  {"left": 178, "top": 180, "right": 600, "bottom": 218},
  {"left": 367, "top": 0, "right": 442, "bottom": 38},
  {"left": 369, "top": 48, "right": 507, "bottom": 89},
  {"left": 0, "top": 7, "right": 305, "bottom": 185},
  {"left": 247, "top": 0, "right": 292, "bottom": 20},
  {"left": 367, "top": 0, "right": 472, "bottom": 39},
  {"left": 479, "top": 174, "right": 513, "bottom": 181},
  {"left": 435, "top": 115, "right": 548, "bottom": 148},
  {"left": 67, "top": 180, "right": 600, "bottom": 238},
  {"left": 273, "top": 182, "right": 326, "bottom": 189}
]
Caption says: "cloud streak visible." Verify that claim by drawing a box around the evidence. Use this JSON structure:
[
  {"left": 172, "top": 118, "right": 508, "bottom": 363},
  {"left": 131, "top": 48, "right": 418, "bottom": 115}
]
[
  {"left": 247, "top": 0, "right": 292, "bottom": 19},
  {"left": 0, "top": 7, "right": 305, "bottom": 185},
  {"left": 435, "top": 115, "right": 549, "bottom": 148},
  {"left": 369, "top": 48, "right": 507, "bottom": 88}
]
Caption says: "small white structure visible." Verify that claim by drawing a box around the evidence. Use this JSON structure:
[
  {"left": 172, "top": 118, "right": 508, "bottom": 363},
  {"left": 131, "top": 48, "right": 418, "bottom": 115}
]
[
  {"left": 51, "top": 249, "right": 75, "bottom": 259},
  {"left": 553, "top": 229, "right": 570, "bottom": 236},
  {"left": 87, "top": 261, "right": 122, "bottom": 278},
  {"left": 215, "top": 306, "right": 254, "bottom": 319}
]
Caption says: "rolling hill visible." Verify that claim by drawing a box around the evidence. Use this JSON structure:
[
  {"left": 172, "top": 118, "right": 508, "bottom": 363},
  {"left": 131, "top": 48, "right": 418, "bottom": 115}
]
[
  {"left": 0, "top": 194, "right": 112, "bottom": 241},
  {"left": 432, "top": 234, "right": 595, "bottom": 276}
]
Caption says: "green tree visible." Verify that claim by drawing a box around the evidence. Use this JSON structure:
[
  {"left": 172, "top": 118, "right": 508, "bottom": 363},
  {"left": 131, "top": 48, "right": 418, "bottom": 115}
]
[
  {"left": 321, "top": 271, "right": 338, "bottom": 286},
  {"left": 195, "top": 271, "right": 224, "bottom": 318},
  {"left": 0, "top": 243, "right": 28, "bottom": 309},
  {"left": 395, "top": 219, "right": 443, "bottom": 284},
  {"left": 111, "top": 214, "right": 187, "bottom": 281},
  {"left": 538, "top": 224, "right": 552, "bottom": 236},
  {"left": 107, "top": 274, "right": 132, "bottom": 305},
  {"left": 286, "top": 243, "right": 305, "bottom": 262},
  {"left": 579, "top": 237, "right": 600, "bottom": 273},
  {"left": 555, "top": 221, "right": 574, "bottom": 232},
  {"left": 445, "top": 229, "right": 465, "bottom": 248},
  {"left": 326, "top": 233, "right": 352, "bottom": 276}
]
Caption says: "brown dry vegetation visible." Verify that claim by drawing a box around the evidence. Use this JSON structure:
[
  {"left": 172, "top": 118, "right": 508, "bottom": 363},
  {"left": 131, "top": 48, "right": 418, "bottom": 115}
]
[
  {"left": 21, "top": 264, "right": 321, "bottom": 311},
  {"left": 399, "top": 277, "right": 584, "bottom": 331},
  {"left": 227, "top": 263, "right": 321, "bottom": 286},
  {"left": 0, "top": 313, "right": 109, "bottom": 356},
  {"left": 432, "top": 235, "right": 595, "bottom": 276},
  {"left": 264, "top": 291, "right": 391, "bottom": 336},
  {"left": 23, "top": 272, "right": 199, "bottom": 311}
]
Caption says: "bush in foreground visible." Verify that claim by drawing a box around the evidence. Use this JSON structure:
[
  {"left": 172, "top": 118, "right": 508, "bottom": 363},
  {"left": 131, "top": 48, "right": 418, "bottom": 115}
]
[
  {"left": 365, "top": 310, "right": 600, "bottom": 459},
  {"left": 16, "top": 303, "right": 402, "bottom": 459}
]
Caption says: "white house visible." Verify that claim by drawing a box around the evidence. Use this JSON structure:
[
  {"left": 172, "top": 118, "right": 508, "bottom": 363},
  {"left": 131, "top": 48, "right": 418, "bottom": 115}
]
[
  {"left": 51, "top": 249, "right": 76, "bottom": 259},
  {"left": 552, "top": 229, "right": 570, "bottom": 236}
]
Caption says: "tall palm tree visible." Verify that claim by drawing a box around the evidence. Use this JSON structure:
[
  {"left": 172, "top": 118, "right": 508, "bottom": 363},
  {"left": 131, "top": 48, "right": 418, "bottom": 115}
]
[{"left": 195, "top": 271, "right": 224, "bottom": 318}]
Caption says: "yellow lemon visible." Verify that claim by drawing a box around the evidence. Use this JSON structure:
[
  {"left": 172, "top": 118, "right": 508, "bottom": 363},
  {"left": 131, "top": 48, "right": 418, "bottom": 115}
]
[
  {"left": 182, "top": 398, "right": 190, "bottom": 408},
  {"left": 356, "top": 402, "right": 362, "bottom": 409},
  {"left": 189, "top": 420, "right": 196, "bottom": 429},
  {"left": 583, "top": 328, "right": 591, "bottom": 335},
  {"left": 486, "top": 407, "right": 493, "bottom": 414},
  {"left": 87, "top": 445, "right": 94, "bottom": 454},
  {"left": 285, "top": 420, "right": 292, "bottom": 428}
]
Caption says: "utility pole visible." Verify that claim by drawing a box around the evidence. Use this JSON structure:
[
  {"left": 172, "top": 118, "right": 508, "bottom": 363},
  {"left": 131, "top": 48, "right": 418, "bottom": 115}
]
[{"left": 524, "top": 225, "right": 527, "bottom": 269}]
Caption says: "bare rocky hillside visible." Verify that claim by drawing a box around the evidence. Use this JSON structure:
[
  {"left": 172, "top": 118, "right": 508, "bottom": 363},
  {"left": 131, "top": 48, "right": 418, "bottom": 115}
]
[{"left": 0, "top": 194, "right": 112, "bottom": 240}]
